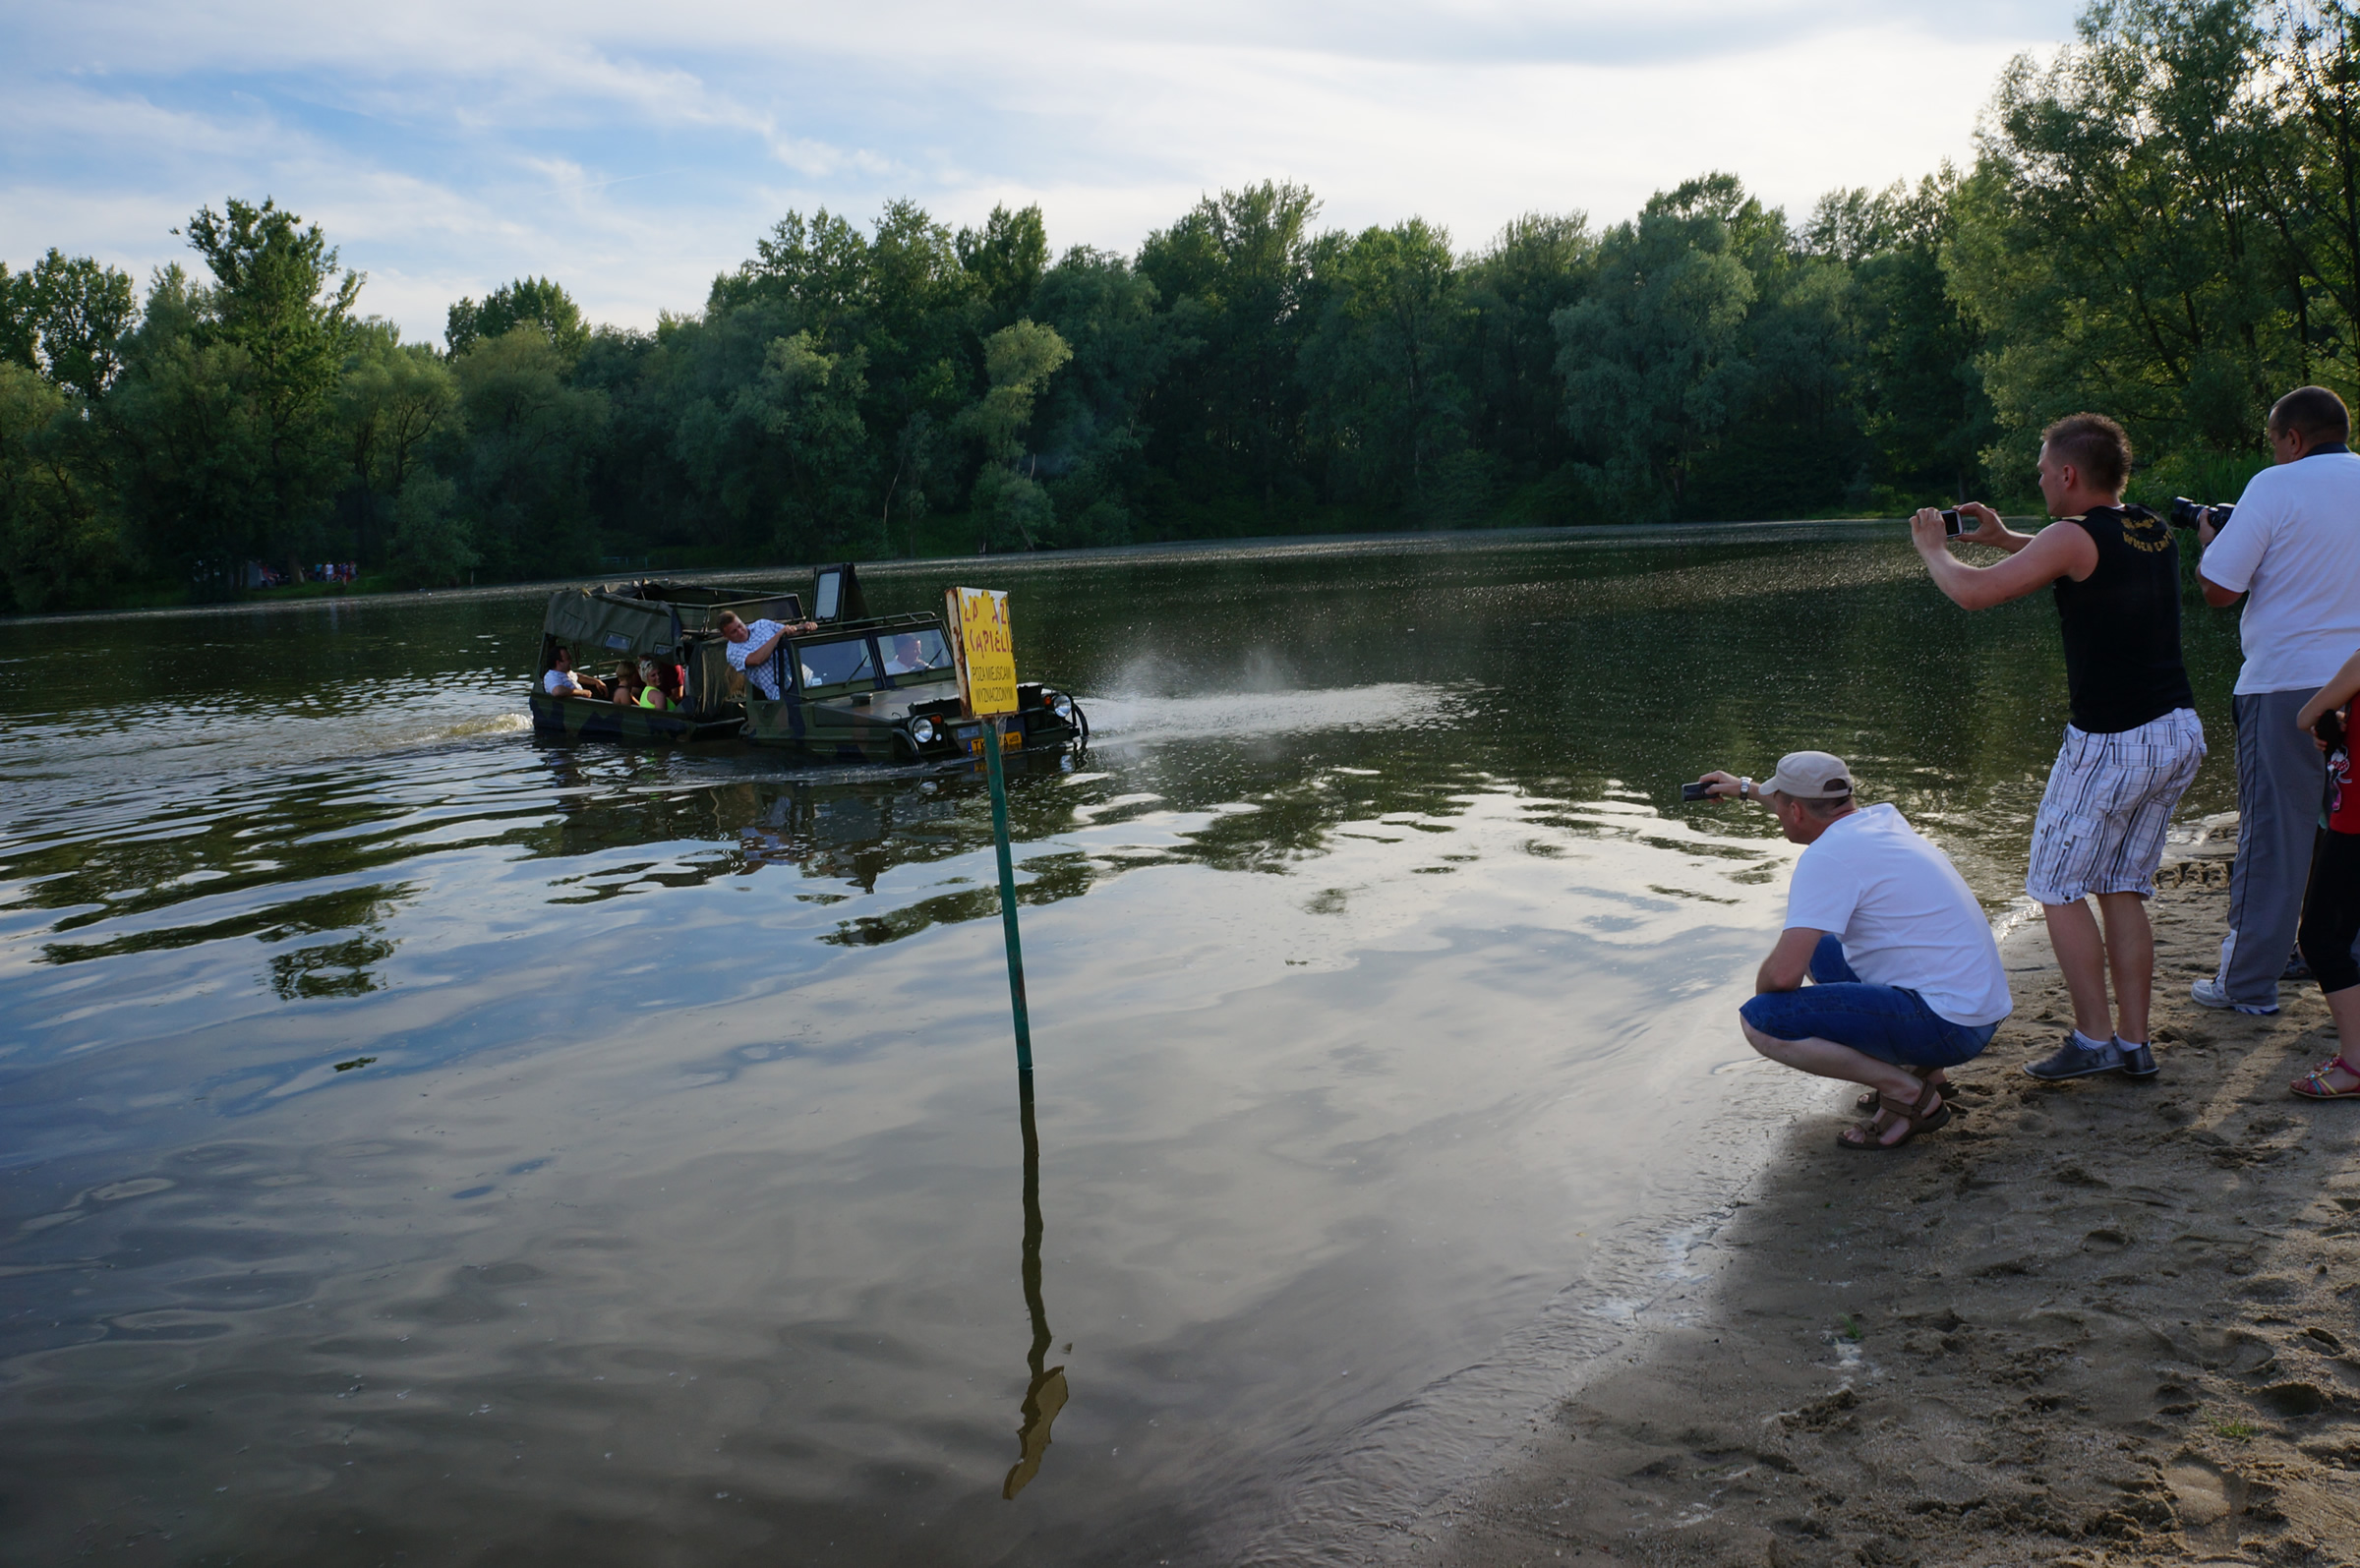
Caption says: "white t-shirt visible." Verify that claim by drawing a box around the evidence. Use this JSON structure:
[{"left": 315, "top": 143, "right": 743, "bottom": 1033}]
[
  {"left": 543, "top": 668, "right": 583, "bottom": 696},
  {"left": 725, "top": 618, "right": 786, "bottom": 700},
  {"left": 2201, "top": 450, "right": 2360, "bottom": 694},
  {"left": 1784, "top": 804, "right": 2013, "bottom": 1027}
]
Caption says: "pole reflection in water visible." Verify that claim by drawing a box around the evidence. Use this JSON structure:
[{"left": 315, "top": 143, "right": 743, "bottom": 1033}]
[{"left": 1002, "top": 1066, "right": 1068, "bottom": 1501}]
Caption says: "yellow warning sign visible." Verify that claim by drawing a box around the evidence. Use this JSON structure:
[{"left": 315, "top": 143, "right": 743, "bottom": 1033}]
[{"left": 946, "top": 587, "right": 1019, "bottom": 716}]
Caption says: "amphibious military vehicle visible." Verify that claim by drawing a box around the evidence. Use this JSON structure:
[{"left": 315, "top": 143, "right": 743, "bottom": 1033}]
[{"left": 529, "top": 563, "right": 1088, "bottom": 763}]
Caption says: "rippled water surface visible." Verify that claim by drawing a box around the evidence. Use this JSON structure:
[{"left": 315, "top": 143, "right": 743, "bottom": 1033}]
[{"left": 0, "top": 529, "right": 2243, "bottom": 1565}]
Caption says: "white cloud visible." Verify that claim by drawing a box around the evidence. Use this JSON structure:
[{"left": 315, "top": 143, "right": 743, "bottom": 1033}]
[{"left": 3, "top": 2, "right": 2085, "bottom": 341}]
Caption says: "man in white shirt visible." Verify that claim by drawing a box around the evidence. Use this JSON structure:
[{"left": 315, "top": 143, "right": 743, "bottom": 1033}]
[
  {"left": 2194, "top": 385, "right": 2360, "bottom": 1014},
  {"left": 717, "top": 609, "right": 817, "bottom": 701},
  {"left": 540, "top": 646, "right": 607, "bottom": 700},
  {"left": 1696, "top": 751, "right": 2013, "bottom": 1150}
]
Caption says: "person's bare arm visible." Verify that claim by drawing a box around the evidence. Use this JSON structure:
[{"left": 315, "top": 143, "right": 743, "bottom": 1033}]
[
  {"left": 2298, "top": 647, "right": 2360, "bottom": 732},
  {"left": 745, "top": 624, "right": 791, "bottom": 666},
  {"left": 1946, "top": 501, "right": 2036, "bottom": 554},
  {"left": 1912, "top": 508, "right": 2097, "bottom": 610},
  {"left": 2196, "top": 511, "right": 2248, "bottom": 606},
  {"left": 1695, "top": 768, "right": 1756, "bottom": 803},
  {"left": 1756, "top": 927, "right": 1825, "bottom": 994}
]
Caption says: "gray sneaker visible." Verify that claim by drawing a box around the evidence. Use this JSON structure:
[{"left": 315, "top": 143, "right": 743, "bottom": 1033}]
[
  {"left": 2026, "top": 1034, "right": 2126, "bottom": 1080},
  {"left": 2114, "top": 1039, "right": 2158, "bottom": 1076},
  {"left": 2191, "top": 975, "right": 2279, "bottom": 1016}
]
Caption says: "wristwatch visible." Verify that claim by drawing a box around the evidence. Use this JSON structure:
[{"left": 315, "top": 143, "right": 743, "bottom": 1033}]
[{"left": 1739, "top": 777, "right": 1754, "bottom": 799}]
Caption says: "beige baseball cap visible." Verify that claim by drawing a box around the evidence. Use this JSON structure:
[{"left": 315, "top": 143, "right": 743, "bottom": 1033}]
[{"left": 1758, "top": 750, "right": 1855, "bottom": 799}]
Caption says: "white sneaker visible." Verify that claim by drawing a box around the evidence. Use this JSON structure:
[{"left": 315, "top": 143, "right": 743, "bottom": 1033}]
[{"left": 2191, "top": 975, "right": 2278, "bottom": 1016}]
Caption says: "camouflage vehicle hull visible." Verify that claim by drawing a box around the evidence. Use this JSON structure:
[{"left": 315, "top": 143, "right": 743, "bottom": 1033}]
[
  {"left": 737, "top": 612, "right": 1086, "bottom": 764},
  {"left": 527, "top": 691, "right": 744, "bottom": 744},
  {"left": 741, "top": 686, "right": 1085, "bottom": 764}
]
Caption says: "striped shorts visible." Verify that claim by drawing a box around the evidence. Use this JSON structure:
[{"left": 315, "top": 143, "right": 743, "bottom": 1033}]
[{"left": 2025, "top": 707, "right": 2207, "bottom": 904}]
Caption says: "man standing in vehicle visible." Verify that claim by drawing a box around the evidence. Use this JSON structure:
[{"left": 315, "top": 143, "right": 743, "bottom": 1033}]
[
  {"left": 2192, "top": 386, "right": 2360, "bottom": 1015},
  {"left": 1912, "top": 412, "right": 2204, "bottom": 1080},
  {"left": 717, "top": 609, "right": 817, "bottom": 700}
]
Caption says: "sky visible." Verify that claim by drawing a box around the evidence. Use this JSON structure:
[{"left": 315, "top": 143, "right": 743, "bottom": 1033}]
[{"left": 1, "top": 1, "right": 2089, "bottom": 346}]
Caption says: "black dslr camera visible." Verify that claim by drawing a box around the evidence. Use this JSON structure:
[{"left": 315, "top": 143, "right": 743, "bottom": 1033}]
[{"left": 2169, "top": 496, "right": 2233, "bottom": 532}]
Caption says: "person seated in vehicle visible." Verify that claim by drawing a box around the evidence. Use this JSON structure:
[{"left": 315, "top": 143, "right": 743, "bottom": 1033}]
[
  {"left": 609, "top": 659, "right": 643, "bottom": 706},
  {"left": 717, "top": 609, "right": 818, "bottom": 700},
  {"left": 884, "top": 631, "right": 942, "bottom": 675},
  {"left": 542, "top": 647, "right": 609, "bottom": 700},
  {"left": 635, "top": 657, "right": 685, "bottom": 712}
]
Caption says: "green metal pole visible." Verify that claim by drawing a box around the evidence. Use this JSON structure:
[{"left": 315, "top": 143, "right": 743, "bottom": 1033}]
[{"left": 983, "top": 715, "right": 1033, "bottom": 1072}]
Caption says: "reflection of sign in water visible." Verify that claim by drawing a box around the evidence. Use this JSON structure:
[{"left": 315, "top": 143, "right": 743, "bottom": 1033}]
[
  {"left": 946, "top": 587, "right": 1018, "bottom": 717},
  {"left": 1003, "top": 1068, "right": 1067, "bottom": 1501}
]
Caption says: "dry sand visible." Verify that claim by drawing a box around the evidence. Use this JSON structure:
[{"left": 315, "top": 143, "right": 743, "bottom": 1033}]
[{"left": 1430, "top": 867, "right": 2360, "bottom": 1567}]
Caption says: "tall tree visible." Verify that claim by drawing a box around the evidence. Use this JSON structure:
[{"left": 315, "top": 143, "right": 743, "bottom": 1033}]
[
  {"left": 959, "top": 204, "right": 1050, "bottom": 328},
  {"left": 447, "top": 327, "right": 608, "bottom": 579},
  {"left": 0, "top": 362, "right": 122, "bottom": 610},
  {"left": 1554, "top": 179, "right": 1759, "bottom": 517},
  {"left": 1822, "top": 173, "right": 1993, "bottom": 502},
  {"left": 0, "top": 251, "right": 137, "bottom": 401},
  {"left": 446, "top": 277, "right": 590, "bottom": 361},
  {"left": 1461, "top": 213, "right": 1594, "bottom": 495},
  {"left": 114, "top": 198, "right": 368, "bottom": 582},
  {"left": 1949, "top": 0, "right": 2288, "bottom": 475},
  {"left": 103, "top": 264, "right": 281, "bottom": 587},
  {"left": 335, "top": 322, "right": 462, "bottom": 561},
  {"left": 1301, "top": 218, "right": 1474, "bottom": 515},
  {"left": 1030, "top": 246, "right": 1188, "bottom": 546},
  {"left": 1138, "top": 181, "right": 1323, "bottom": 512},
  {"left": 961, "top": 319, "right": 1073, "bottom": 549}
]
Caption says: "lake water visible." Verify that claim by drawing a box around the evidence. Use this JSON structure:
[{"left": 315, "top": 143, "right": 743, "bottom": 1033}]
[{"left": 0, "top": 528, "right": 2243, "bottom": 1565}]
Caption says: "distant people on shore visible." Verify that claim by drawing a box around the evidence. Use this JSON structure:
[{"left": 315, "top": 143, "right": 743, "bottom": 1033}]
[
  {"left": 2194, "top": 386, "right": 2360, "bottom": 1016},
  {"left": 1911, "top": 413, "right": 2202, "bottom": 1083},
  {"left": 1695, "top": 753, "right": 2011, "bottom": 1149},
  {"left": 2289, "top": 651, "right": 2360, "bottom": 1099},
  {"left": 542, "top": 647, "right": 608, "bottom": 701},
  {"left": 717, "top": 609, "right": 818, "bottom": 700}
]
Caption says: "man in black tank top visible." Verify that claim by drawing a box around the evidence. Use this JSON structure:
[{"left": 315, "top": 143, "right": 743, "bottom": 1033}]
[{"left": 1910, "top": 412, "right": 2208, "bottom": 1086}]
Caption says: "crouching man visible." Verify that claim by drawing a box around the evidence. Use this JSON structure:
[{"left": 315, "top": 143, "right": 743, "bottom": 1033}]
[{"left": 1697, "top": 751, "right": 2014, "bottom": 1149}]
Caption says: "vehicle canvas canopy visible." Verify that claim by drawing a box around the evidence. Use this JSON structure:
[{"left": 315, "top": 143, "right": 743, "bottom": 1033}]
[{"left": 541, "top": 583, "right": 805, "bottom": 661}]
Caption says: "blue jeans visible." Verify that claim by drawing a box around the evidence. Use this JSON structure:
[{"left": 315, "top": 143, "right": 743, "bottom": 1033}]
[{"left": 1739, "top": 936, "right": 1998, "bottom": 1070}]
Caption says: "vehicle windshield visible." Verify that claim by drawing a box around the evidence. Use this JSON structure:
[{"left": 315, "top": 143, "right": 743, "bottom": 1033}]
[
  {"left": 880, "top": 627, "right": 953, "bottom": 678},
  {"left": 796, "top": 638, "right": 876, "bottom": 689}
]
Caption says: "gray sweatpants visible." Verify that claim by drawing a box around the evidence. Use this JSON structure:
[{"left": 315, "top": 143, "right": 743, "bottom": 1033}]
[{"left": 2217, "top": 687, "right": 2330, "bottom": 1007}]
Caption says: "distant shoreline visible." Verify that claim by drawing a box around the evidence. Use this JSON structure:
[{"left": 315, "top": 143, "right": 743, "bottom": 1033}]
[{"left": 0, "top": 516, "right": 1989, "bottom": 630}]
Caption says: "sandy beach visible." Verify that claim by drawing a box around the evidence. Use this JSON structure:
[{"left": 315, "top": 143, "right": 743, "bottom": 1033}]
[{"left": 1432, "top": 867, "right": 2360, "bottom": 1566}]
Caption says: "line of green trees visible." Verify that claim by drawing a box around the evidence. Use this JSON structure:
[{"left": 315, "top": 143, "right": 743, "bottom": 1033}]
[{"left": 2, "top": 0, "right": 2355, "bottom": 612}]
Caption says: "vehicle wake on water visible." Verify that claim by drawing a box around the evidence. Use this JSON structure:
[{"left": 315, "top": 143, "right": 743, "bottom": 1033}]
[{"left": 1075, "top": 681, "right": 1468, "bottom": 748}]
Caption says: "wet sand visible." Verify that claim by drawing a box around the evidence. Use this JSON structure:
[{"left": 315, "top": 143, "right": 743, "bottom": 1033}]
[{"left": 1433, "top": 868, "right": 2360, "bottom": 1566}]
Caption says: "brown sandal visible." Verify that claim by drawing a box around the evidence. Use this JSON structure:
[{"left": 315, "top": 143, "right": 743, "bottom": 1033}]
[
  {"left": 1856, "top": 1067, "right": 1944, "bottom": 1113},
  {"left": 1838, "top": 1078, "right": 1950, "bottom": 1150},
  {"left": 1850, "top": 1066, "right": 1944, "bottom": 1113}
]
